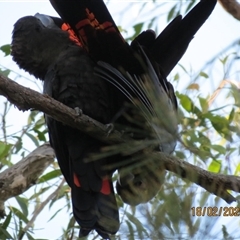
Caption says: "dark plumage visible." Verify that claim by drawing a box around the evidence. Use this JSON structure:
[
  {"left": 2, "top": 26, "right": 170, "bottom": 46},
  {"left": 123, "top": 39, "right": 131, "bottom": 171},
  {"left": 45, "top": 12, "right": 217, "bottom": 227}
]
[
  {"left": 49, "top": 0, "right": 216, "bottom": 207},
  {"left": 12, "top": 15, "right": 120, "bottom": 238},
  {"left": 11, "top": 16, "right": 70, "bottom": 80}
]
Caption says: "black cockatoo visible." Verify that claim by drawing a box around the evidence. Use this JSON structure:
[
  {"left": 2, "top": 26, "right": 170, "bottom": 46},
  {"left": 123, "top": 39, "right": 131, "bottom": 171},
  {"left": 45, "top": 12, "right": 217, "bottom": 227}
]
[
  {"left": 48, "top": 0, "right": 216, "bottom": 204},
  {"left": 12, "top": 15, "right": 120, "bottom": 239},
  {"left": 11, "top": 0, "right": 216, "bottom": 238}
]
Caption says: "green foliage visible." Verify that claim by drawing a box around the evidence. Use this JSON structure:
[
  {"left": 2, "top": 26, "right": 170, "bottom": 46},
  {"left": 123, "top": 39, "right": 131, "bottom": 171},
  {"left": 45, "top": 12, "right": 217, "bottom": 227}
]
[
  {"left": 0, "top": 69, "right": 10, "bottom": 77},
  {"left": 0, "top": 44, "right": 11, "bottom": 57},
  {"left": 0, "top": 44, "right": 11, "bottom": 79},
  {"left": 0, "top": 141, "right": 13, "bottom": 166},
  {"left": 0, "top": 212, "right": 13, "bottom": 239}
]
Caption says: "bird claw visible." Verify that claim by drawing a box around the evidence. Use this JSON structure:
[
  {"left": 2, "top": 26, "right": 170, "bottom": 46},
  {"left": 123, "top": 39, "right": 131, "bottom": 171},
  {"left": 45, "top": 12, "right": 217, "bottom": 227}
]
[
  {"left": 105, "top": 123, "right": 114, "bottom": 136},
  {"left": 74, "top": 107, "right": 83, "bottom": 116}
]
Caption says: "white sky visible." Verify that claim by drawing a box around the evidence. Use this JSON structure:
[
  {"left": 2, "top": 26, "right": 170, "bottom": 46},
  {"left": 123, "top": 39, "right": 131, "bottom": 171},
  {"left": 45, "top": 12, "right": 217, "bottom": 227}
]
[{"left": 0, "top": 1, "right": 240, "bottom": 239}]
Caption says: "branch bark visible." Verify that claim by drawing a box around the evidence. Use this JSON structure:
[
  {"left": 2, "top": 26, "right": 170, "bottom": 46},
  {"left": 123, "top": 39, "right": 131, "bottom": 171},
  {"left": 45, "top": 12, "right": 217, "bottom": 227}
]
[
  {"left": 0, "top": 74, "right": 240, "bottom": 204},
  {"left": 152, "top": 152, "right": 240, "bottom": 204},
  {"left": 0, "top": 143, "right": 55, "bottom": 218},
  {"left": 0, "top": 74, "right": 125, "bottom": 145},
  {"left": 218, "top": 0, "right": 240, "bottom": 20}
]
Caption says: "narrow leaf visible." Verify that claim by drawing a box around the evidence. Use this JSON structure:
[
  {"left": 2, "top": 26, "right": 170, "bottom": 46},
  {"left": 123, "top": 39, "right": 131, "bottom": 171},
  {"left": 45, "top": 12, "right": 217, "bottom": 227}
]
[{"left": 208, "top": 160, "right": 221, "bottom": 173}]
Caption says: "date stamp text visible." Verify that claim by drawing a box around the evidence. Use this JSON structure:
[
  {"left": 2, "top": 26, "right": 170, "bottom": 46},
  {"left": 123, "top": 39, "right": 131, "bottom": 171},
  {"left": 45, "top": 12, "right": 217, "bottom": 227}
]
[{"left": 191, "top": 207, "right": 240, "bottom": 217}]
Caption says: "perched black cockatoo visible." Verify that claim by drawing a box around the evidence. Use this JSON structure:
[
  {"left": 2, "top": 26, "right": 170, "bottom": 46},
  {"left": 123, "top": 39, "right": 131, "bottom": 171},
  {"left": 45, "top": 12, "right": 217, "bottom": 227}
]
[
  {"left": 49, "top": 0, "right": 216, "bottom": 203},
  {"left": 11, "top": 15, "right": 121, "bottom": 239},
  {"left": 11, "top": 0, "right": 216, "bottom": 238}
]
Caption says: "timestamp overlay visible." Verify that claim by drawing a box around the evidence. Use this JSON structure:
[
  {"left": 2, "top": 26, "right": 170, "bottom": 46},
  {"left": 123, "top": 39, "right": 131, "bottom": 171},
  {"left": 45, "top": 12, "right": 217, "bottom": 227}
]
[{"left": 191, "top": 207, "right": 240, "bottom": 217}]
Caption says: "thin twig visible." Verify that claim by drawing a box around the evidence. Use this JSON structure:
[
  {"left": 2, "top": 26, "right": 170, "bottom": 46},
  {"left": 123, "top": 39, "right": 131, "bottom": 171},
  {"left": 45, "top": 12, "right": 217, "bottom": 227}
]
[
  {"left": 18, "top": 179, "right": 66, "bottom": 240},
  {"left": 208, "top": 79, "right": 240, "bottom": 107},
  {"left": 218, "top": 0, "right": 240, "bottom": 20}
]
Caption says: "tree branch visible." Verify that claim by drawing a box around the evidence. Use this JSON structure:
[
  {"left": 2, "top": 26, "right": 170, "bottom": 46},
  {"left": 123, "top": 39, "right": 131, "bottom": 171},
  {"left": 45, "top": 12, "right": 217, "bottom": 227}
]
[
  {"left": 0, "top": 74, "right": 240, "bottom": 204},
  {"left": 0, "top": 143, "right": 55, "bottom": 218},
  {"left": 0, "top": 74, "right": 125, "bottom": 145},
  {"left": 218, "top": 0, "right": 240, "bottom": 20},
  {"left": 152, "top": 152, "right": 240, "bottom": 204}
]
